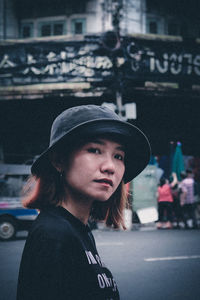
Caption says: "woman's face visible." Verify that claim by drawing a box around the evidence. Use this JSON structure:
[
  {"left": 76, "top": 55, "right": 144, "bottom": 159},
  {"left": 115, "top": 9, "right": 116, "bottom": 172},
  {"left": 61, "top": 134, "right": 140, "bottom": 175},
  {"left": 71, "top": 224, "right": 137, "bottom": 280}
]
[{"left": 62, "top": 138, "right": 125, "bottom": 203}]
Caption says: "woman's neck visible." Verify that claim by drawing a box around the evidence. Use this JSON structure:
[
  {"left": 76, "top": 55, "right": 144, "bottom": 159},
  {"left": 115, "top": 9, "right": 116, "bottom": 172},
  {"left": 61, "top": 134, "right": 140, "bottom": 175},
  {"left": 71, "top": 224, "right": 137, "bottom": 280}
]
[{"left": 60, "top": 194, "right": 93, "bottom": 225}]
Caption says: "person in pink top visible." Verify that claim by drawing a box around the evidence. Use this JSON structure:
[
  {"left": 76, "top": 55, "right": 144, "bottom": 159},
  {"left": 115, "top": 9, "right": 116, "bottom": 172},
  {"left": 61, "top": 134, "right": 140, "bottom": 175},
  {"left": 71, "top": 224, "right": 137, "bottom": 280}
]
[
  {"left": 157, "top": 177, "right": 174, "bottom": 229},
  {"left": 179, "top": 169, "right": 198, "bottom": 229}
]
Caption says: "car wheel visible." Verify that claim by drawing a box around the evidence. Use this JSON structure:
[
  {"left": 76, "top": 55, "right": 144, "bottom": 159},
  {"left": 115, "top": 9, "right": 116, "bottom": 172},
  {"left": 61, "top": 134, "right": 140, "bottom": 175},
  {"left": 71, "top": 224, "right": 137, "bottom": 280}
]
[{"left": 0, "top": 217, "right": 17, "bottom": 240}]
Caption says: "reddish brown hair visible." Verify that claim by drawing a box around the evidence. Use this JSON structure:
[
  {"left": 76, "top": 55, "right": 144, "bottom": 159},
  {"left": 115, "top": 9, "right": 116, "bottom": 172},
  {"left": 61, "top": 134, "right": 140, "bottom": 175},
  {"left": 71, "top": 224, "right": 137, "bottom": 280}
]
[{"left": 22, "top": 167, "right": 128, "bottom": 229}]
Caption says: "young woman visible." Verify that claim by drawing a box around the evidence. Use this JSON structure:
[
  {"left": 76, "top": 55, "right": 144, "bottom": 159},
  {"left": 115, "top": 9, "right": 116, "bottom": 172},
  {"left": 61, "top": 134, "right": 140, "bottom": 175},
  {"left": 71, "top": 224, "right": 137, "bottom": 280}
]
[
  {"left": 157, "top": 175, "right": 177, "bottom": 229},
  {"left": 17, "top": 104, "right": 150, "bottom": 300}
]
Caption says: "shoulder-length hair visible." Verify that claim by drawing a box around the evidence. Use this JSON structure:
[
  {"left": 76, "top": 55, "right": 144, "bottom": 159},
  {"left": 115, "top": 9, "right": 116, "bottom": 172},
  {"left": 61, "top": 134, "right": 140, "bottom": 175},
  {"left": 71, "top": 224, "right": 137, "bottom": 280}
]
[{"left": 22, "top": 159, "right": 128, "bottom": 230}]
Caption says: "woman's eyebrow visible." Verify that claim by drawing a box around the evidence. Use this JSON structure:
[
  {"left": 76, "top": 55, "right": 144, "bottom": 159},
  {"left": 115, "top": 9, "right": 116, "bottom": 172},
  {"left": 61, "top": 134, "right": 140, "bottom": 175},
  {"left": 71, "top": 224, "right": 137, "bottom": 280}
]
[
  {"left": 88, "top": 139, "right": 104, "bottom": 145},
  {"left": 116, "top": 146, "right": 125, "bottom": 152},
  {"left": 88, "top": 139, "right": 125, "bottom": 152}
]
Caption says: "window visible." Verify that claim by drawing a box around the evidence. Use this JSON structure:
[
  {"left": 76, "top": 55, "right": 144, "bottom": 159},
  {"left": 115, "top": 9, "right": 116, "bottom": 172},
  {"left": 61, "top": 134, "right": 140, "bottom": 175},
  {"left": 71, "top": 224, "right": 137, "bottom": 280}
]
[
  {"left": 75, "top": 22, "right": 83, "bottom": 34},
  {"left": 53, "top": 23, "right": 64, "bottom": 35},
  {"left": 38, "top": 21, "right": 66, "bottom": 37},
  {"left": 146, "top": 17, "right": 162, "bottom": 35},
  {"left": 20, "top": 23, "right": 34, "bottom": 38},
  {"left": 41, "top": 24, "right": 51, "bottom": 37},
  {"left": 71, "top": 18, "right": 86, "bottom": 35},
  {"left": 149, "top": 21, "right": 158, "bottom": 34}
]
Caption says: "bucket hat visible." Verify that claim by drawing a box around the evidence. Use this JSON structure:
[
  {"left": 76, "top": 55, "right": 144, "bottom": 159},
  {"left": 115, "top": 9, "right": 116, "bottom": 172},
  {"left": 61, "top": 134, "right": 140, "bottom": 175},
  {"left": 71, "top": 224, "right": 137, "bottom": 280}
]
[{"left": 31, "top": 105, "right": 151, "bottom": 183}]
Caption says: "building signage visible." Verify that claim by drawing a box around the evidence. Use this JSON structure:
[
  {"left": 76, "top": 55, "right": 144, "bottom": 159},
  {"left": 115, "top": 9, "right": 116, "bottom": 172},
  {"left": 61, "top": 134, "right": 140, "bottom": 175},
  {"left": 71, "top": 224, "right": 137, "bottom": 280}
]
[
  {"left": 124, "top": 38, "right": 200, "bottom": 84},
  {"left": 0, "top": 36, "right": 200, "bottom": 87},
  {"left": 0, "top": 41, "right": 113, "bottom": 86}
]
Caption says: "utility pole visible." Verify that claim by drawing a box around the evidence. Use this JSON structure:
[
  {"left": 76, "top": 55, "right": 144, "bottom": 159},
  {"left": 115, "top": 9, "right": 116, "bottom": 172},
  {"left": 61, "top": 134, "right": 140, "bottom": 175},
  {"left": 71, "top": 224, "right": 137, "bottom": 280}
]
[
  {"left": 111, "top": 0, "right": 123, "bottom": 36},
  {"left": 101, "top": 1, "right": 105, "bottom": 33},
  {"left": 111, "top": 0, "right": 124, "bottom": 118},
  {"left": 101, "top": 1, "right": 137, "bottom": 121}
]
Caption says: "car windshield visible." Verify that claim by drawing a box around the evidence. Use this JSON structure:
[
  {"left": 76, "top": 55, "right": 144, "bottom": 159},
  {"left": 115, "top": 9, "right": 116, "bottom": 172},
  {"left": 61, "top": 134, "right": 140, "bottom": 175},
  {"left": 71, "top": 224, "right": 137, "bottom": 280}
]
[{"left": 0, "top": 175, "right": 28, "bottom": 197}]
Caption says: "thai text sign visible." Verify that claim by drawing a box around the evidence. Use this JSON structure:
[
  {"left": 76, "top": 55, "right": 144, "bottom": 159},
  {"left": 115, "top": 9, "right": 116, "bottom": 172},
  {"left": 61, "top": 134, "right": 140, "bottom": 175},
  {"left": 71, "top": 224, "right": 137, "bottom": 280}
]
[
  {"left": 124, "top": 38, "right": 200, "bottom": 83},
  {"left": 0, "top": 36, "right": 199, "bottom": 87}
]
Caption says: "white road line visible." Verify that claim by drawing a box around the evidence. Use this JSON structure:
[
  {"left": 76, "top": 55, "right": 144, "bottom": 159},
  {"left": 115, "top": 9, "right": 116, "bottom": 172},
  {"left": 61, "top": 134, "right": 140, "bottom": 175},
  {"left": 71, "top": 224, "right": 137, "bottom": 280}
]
[
  {"left": 96, "top": 242, "right": 124, "bottom": 246},
  {"left": 144, "top": 255, "right": 200, "bottom": 262}
]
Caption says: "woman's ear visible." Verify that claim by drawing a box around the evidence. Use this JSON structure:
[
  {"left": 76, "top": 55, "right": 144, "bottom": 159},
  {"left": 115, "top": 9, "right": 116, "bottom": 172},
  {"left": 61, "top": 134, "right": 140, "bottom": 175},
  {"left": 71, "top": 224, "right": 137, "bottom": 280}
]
[{"left": 48, "top": 151, "right": 64, "bottom": 173}]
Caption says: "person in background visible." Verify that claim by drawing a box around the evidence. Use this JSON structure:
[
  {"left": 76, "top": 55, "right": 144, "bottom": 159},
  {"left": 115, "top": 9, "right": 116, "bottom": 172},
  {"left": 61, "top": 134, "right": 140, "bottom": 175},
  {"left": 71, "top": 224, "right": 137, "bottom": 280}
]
[
  {"left": 177, "top": 171, "right": 187, "bottom": 227},
  {"left": 171, "top": 181, "right": 182, "bottom": 229},
  {"left": 17, "top": 104, "right": 151, "bottom": 300},
  {"left": 179, "top": 169, "right": 198, "bottom": 229},
  {"left": 157, "top": 173, "right": 177, "bottom": 229}
]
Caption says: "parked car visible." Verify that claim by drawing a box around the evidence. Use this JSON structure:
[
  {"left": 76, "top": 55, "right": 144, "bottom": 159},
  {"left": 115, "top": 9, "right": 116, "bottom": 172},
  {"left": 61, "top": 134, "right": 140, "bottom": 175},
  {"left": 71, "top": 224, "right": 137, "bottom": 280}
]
[
  {"left": 0, "top": 163, "right": 38, "bottom": 240},
  {"left": 0, "top": 199, "right": 38, "bottom": 240}
]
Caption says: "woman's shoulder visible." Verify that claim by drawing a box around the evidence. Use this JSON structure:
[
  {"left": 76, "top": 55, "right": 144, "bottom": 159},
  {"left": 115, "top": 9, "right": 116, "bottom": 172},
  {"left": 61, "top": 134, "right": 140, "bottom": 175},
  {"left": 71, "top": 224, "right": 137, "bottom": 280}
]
[{"left": 28, "top": 206, "right": 77, "bottom": 242}]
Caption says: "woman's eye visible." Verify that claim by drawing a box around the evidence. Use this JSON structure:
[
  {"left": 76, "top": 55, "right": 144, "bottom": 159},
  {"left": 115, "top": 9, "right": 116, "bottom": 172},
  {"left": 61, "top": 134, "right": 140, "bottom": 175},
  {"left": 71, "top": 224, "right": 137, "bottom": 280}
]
[
  {"left": 115, "top": 154, "right": 124, "bottom": 161},
  {"left": 88, "top": 148, "right": 101, "bottom": 154}
]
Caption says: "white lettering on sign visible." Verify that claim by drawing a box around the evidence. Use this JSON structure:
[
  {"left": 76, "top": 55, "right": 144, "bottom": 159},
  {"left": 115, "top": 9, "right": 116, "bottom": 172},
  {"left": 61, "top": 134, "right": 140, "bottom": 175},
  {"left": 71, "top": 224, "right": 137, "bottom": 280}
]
[
  {"left": 23, "top": 54, "right": 41, "bottom": 75},
  {"left": 0, "top": 54, "right": 16, "bottom": 68},
  {"left": 194, "top": 55, "right": 200, "bottom": 75},
  {"left": 183, "top": 54, "right": 193, "bottom": 74},
  {"left": 155, "top": 53, "right": 168, "bottom": 73},
  {"left": 21, "top": 53, "right": 112, "bottom": 77},
  {"left": 1, "top": 42, "right": 199, "bottom": 82},
  {"left": 147, "top": 51, "right": 200, "bottom": 76},
  {"left": 170, "top": 53, "right": 182, "bottom": 75}
]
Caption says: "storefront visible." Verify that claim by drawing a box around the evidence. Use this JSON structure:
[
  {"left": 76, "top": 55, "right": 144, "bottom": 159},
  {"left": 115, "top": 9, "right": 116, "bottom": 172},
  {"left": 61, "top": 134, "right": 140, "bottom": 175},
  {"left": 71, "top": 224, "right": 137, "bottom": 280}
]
[{"left": 0, "top": 34, "right": 200, "bottom": 164}]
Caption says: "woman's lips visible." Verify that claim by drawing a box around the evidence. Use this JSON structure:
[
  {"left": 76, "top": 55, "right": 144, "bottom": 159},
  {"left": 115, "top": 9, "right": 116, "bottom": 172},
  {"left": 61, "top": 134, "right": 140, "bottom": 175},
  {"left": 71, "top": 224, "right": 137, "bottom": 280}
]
[{"left": 94, "top": 178, "right": 113, "bottom": 186}]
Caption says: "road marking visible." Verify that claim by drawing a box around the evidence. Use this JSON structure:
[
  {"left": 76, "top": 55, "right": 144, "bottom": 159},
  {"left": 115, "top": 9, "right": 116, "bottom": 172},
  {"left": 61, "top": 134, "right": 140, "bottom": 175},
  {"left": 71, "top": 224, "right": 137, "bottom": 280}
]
[
  {"left": 144, "top": 255, "right": 200, "bottom": 262},
  {"left": 97, "top": 242, "right": 124, "bottom": 246}
]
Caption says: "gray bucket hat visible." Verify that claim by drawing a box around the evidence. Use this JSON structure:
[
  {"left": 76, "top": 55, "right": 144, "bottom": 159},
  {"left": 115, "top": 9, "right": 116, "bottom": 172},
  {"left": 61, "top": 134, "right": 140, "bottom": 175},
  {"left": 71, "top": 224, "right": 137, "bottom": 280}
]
[{"left": 31, "top": 104, "right": 151, "bottom": 183}]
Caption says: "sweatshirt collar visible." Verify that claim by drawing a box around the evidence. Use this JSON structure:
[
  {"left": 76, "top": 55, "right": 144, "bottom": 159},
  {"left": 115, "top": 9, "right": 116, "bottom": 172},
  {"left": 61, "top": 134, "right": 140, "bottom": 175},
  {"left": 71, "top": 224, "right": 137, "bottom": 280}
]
[{"left": 54, "top": 205, "right": 91, "bottom": 233}]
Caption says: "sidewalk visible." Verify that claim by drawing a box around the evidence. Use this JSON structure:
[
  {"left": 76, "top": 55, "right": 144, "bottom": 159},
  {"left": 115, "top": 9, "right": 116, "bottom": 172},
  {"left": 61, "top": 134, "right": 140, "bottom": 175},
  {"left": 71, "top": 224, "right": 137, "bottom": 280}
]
[
  {"left": 96, "top": 220, "right": 200, "bottom": 232},
  {"left": 96, "top": 221, "right": 157, "bottom": 231}
]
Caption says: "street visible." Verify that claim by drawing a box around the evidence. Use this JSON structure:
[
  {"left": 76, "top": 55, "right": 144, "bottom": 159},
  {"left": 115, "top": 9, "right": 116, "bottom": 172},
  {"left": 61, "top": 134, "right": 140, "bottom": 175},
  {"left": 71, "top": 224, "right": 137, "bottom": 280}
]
[{"left": 0, "top": 228, "right": 200, "bottom": 300}]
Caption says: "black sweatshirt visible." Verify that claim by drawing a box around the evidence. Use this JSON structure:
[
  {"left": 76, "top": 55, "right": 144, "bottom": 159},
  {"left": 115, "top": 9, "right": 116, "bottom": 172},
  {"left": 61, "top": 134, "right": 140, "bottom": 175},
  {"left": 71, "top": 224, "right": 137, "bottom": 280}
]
[{"left": 17, "top": 206, "right": 120, "bottom": 300}]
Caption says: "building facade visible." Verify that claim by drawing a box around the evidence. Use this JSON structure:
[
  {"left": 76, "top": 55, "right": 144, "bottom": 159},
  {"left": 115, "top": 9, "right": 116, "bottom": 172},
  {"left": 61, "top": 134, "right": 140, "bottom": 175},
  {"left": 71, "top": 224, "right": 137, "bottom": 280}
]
[
  {"left": 0, "top": 0, "right": 200, "bottom": 165},
  {"left": 1, "top": 0, "right": 200, "bottom": 40}
]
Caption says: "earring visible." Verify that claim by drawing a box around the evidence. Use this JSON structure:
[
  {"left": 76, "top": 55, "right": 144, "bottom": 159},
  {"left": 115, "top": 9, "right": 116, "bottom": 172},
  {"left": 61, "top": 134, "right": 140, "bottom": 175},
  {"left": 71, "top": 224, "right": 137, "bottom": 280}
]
[{"left": 60, "top": 171, "right": 64, "bottom": 179}]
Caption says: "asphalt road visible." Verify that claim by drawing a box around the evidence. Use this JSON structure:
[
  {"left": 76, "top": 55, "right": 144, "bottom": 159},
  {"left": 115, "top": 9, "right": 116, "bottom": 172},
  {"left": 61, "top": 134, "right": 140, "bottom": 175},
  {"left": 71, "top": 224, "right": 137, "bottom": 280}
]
[{"left": 0, "top": 228, "right": 200, "bottom": 300}]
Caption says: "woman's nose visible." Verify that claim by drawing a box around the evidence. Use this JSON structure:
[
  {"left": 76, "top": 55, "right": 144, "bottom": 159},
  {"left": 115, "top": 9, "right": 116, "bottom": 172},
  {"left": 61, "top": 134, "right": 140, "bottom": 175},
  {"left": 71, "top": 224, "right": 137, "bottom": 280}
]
[{"left": 100, "top": 156, "right": 115, "bottom": 175}]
